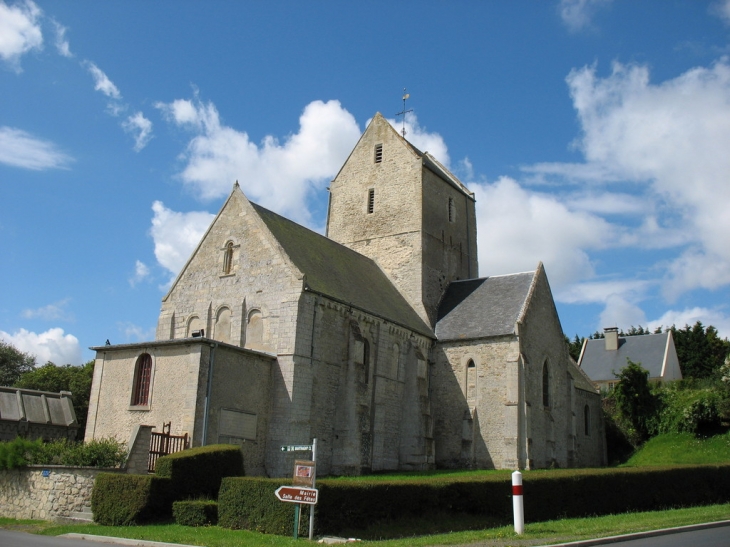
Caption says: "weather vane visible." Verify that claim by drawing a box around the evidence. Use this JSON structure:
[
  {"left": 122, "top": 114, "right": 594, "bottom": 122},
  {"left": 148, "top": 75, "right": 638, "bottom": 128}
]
[{"left": 396, "top": 88, "right": 412, "bottom": 138}]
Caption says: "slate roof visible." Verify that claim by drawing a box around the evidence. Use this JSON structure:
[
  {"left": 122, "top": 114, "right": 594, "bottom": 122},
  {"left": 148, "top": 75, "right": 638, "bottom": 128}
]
[
  {"left": 435, "top": 272, "right": 535, "bottom": 341},
  {"left": 578, "top": 333, "right": 670, "bottom": 382},
  {"left": 252, "top": 203, "right": 434, "bottom": 338}
]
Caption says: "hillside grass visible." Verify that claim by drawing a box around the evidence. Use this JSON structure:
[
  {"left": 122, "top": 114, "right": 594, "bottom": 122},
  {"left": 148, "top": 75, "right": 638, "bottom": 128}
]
[{"left": 622, "top": 431, "right": 730, "bottom": 467}]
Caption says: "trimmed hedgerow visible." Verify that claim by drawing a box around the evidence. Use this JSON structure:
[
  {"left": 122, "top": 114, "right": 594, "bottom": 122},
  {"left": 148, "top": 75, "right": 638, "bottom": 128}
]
[
  {"left": 91, "top": 473, "right": 172, "bottom": 525},
  {"left": 155, "top": 444, "right": 243, "bottom": 500},
  {"left": 218, "top": 477, "right": 304, "bottom": 536},
  {"left": 218, "top": 465, "right": 730, "bottom": 537},
  {"left": 172, "top": 500, "right": 218, "bottom": 526},
  {"left": 0, "top": 437, "right": 126, "bottom": 469}
]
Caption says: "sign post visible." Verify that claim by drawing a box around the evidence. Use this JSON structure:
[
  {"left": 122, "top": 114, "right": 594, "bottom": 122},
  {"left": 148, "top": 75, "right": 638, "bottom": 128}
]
[{"left": 278, "top": 439, "right": 317, "bottom": 540}]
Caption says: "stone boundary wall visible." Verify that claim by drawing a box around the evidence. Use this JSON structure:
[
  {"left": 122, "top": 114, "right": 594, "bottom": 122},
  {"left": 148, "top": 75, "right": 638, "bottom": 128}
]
[{"left": 0, "top": 465, "right": 122, "bottom": 520}]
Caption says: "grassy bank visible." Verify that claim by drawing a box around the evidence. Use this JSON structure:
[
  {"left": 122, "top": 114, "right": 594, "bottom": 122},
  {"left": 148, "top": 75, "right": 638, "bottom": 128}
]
[
  {"left": 622, "top": 431, "right": 730, "bottom": 466},
  {"left": 1, "top": 503, "right": 727, "bottom": 547}
]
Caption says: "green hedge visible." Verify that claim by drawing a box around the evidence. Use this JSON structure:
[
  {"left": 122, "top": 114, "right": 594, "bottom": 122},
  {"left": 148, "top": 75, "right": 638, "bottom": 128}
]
[
  {"left": 91, "top": 473, "right": 172, "bottom": 525},
  {"left": 155, "top": 444, "right": 243, "bottom": 500},
  {"left": 218, "top": 477, "right": 307, "bottom": 536},
  {"left": 218, "top": 465, "right": 730, "bottom": 537},
  {"left": 172, "top": 500, "right": 218, "bottom": 526}
]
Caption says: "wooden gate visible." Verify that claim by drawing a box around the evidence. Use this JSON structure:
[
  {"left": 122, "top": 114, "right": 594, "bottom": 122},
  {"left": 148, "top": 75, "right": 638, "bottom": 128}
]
[{"left": 148, "top": 422, "right": 189, "bottom": 472}]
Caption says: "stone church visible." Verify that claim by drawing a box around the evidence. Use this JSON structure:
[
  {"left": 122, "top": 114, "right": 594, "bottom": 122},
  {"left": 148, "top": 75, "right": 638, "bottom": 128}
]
[{"left": 85, "top": 113, "right": 606, "bottom": 476}]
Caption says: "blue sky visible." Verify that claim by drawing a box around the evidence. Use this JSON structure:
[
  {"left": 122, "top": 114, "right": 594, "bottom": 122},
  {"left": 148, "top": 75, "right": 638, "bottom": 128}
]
[{"left": 2, "top": 0, "right": 730, "bottom": 366}]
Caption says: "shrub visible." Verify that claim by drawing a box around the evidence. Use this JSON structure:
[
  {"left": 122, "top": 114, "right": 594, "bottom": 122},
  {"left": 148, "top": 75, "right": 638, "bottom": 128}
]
[
  {"left": 657, "top": 383, "right": 724, "bottom": 435},
  {"left": 218, "top": 477, "right": 300, "bottom": 535},
  {"left": 173, "top": 500, "right": 218, "bottom": 526},
  {"left": 155, "top": 444, "right": 243, "bottom": 500},
  {"left": 29, "top": 438, "right": 127, "bottom": 468},
  {"left": 0, "top": 437, "right": 42, "bottom": 469},
  {"left": 91, "top": 473, "right": 171, "bottom": 525}
]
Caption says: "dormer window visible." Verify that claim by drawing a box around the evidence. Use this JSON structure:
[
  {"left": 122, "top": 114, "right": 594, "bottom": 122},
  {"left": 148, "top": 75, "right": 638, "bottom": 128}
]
[
  {"left": 374, "top": 143, "right": 383, "bottom": 163},
  {"left": 367, "top": 188, "right": 375, "bottom": 214}
]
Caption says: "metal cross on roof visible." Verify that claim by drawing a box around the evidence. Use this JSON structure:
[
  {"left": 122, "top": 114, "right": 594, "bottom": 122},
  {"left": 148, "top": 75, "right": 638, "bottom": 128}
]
[{"left": 396, "top": 88, "right": 413, "bottom": 138}]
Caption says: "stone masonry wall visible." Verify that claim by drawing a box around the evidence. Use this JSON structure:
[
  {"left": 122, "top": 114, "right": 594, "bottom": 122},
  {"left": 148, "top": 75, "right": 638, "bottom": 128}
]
[
  {"left": 157, "top": 186, "right": 303, "bottom": 356},
  {"left": 0, "top": 466, "right": 121, "bottom": 520},
  {"left": 327, "top": 114, "right": 427, "bottom": 323},
  {"left": 432, "top": 336, "right": 521, "bottom": 470},
  {"left": 266, "top": 292, "right": 433, "bottom": 477}
]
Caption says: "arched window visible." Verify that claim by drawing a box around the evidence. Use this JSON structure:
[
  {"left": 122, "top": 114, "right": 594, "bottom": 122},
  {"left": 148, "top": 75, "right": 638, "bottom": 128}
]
[
  {"left": 223, "top": 241, "right": 234, "bottom": 274},
  {"left": 215, "top": 307, "right": 231, "bottom": 344},
  {"left": 131, "top": 353, "right": 152, "bottom": 407},
  {"left": 584, "top": 405, "right": 591, "bottom": 436},
  {"left": 542, "top": 361, "right": 550, "bottom": 408}
]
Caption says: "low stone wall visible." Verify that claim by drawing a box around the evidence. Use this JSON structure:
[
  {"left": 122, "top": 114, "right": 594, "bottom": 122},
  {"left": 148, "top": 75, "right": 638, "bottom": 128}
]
[{"left": 0, "top": 465, "right": 122, "bottom": 520}]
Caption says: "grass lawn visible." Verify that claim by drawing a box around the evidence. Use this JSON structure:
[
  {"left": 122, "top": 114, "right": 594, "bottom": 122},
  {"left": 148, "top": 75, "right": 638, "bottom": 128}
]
[
  {"left": 622, "top": 431, "right": 730, "bottom": 466},
  {"left": 2, "top": 503, "right": 729, "bottom": 547}
]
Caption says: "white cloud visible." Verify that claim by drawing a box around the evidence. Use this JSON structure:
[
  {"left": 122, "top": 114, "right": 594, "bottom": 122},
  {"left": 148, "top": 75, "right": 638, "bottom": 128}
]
[
  {"left": 129, "top": 260, "right": 150, "bottom": 287},
  {"left": 51, "top": 18, "right": 71, "bottom": 57},
  {"left": 0, "top": 0, "right": 43, "bottom": 71},
  {"left": 0, "top": 126, "right": 72, "bottom": 169},
  {"left": 648, "top": 307, "right": 730, "bottom": 339},
  {"left": 150, "top": 201, "right": 214, "bottom": 279},
  {"left": 21, "top": 298, "right": 73, "bottom": 321},
  {"left": 383, "top": 112, "right": 450, "bottom": 167},
  {"left": 0, "top": 327, "right": 82, "bottom": 365},
  {"left": 470, "top": 176, "right": 615, "bottom": 289},
  {"left": 157, "top": 97, "right": 361, "bottom": 225},
  {"left": 118, "top": 322, "right": 155, "bottom": 342},
  {"left": 710, "top": 0, "right": 730, "bottom": 26},
  {"left": 557, "top": 279, "right": 650, "bottom": 305},
  {"left": 84, "top": 60, "right": 121, "bottom": 100},
  {"left": 526, "top": 59, "right": 730, "bottom": 299},
  {"left": 598, "top": 294, "right": 648, "bottom": 331},
  {"left": 123, "top": 112, "right": 153, "bottom": 151},
  {"left": 559, "top": 0, "right": 612, "bottom": 32}
]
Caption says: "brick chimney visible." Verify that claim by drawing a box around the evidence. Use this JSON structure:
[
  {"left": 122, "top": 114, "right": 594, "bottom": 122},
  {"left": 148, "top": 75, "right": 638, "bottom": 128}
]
[{"left": 604, "top": 327, "right": 619, "bottom": 351}]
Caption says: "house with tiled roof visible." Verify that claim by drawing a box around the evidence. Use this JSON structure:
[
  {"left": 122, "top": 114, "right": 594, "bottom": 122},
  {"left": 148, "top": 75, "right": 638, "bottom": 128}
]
[
  {"left": 85, "top": 113, "right": 606, "bottom": 476},
  {"left": 578, "top": 328, "right": 682, "bottom": 390}
]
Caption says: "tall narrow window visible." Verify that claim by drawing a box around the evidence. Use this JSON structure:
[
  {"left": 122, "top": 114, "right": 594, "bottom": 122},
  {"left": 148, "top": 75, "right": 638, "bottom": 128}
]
[
  {"left": 466, "top": 359, "right": 476, "bottom": 404},
  {"left": 542, "top": 361, "right": 550, "bottom": 408},
  {"left": 131, "top": 353, "right": 152, "bottom": 406},
  {"left": 584, "top": 405, "right": 591, "bottom": 436},
  {"left": 374, "top": 143, "right": 383, "bottom": 163},
  {"left": 363, "top": 339, "right": 370, "bottom": 383},
  {"left": 223, "top": 241, "right": 234, "bottom": 274},
  {"left": 448, "top": 197, "right": 455, "bottom": 223},
  {"left": 367, "top": 188, "right": 375, "bottom": 214}
]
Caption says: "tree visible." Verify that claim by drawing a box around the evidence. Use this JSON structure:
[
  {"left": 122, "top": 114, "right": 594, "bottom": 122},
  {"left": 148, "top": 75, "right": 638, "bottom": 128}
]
[
  {"left": 670, "top": 322, "right": 730, "bottom": 379},
  {"left": 14, "top": 360, "right": 95, "bottom": 440},
  {"left": 566, "top": 334, "right": 584, "bottom": 362},
  {"left": 612, "top": 360, "right": 658, "bottom": 443},
  {"left": 0, "top": 340, "right": 36, "bottom": 387}
]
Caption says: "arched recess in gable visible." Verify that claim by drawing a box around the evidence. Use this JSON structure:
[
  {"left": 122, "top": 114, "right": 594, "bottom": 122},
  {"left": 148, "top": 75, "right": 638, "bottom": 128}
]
[
  {"left": 244, "top": 308, "right": 265, "bottom": 350},
  {"left": 187, "top": 315, "right": 203, "bottom": 337},
  {"left": 214, "top": 306, "right": 232, "bottom": 344}
]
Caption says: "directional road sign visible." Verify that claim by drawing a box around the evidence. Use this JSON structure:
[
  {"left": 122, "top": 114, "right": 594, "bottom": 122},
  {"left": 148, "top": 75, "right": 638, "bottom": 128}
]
[
  {"left": 281, "top": 445, "right": 312, "bottom": 452},
  {"left": 274, "top": 486, "right": 319, "bottom": 505}
]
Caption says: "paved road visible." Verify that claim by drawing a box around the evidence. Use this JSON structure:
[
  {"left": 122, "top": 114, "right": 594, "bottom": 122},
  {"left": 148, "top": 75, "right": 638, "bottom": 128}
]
[
  {"left": 0, "top": 530, "right": 105, "bottom": 547},
  {"left": 578, "top": 524, "right": 730, "bottom": 547}
]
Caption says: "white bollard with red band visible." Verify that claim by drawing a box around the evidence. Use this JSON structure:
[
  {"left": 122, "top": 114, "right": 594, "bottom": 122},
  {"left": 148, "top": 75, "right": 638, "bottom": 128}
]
[{"left": 512, "top": 470, "right": 524, "bottom": 534}]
